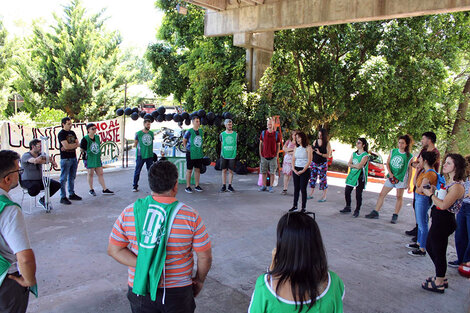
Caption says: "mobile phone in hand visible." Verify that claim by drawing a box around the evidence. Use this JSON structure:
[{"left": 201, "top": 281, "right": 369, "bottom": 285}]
[{"left": 423, "top": 184, "right": 431, "bottom": 189}]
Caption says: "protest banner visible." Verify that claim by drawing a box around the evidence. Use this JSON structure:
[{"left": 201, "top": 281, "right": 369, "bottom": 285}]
[{"left": 0, "top": 117, "right": 124, "bottom": 174}]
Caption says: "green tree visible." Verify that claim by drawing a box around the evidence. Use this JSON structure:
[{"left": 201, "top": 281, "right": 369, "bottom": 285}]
[
  {"left": 0, "top": 21, "right": 13, "bottom": 115},
  {"left": 11, "top": 0, "right": 128, "bottom": 120}
]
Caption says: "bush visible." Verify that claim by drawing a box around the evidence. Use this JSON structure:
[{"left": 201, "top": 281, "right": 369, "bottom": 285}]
[
  {"left": 34, "top": 107, "right": 66, "bottom": 127},
  {"left": 9, "top": 112, "right": 36, "bottom": 127}
]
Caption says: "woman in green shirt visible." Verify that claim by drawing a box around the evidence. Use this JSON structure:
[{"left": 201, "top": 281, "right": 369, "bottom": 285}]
[
  {"left": 365, "top": 134, "right": 414, "bottom": 223},
  {"left": 249, "top": 212, "right": 344, "bottom": 313},
  {"left": 340, "top": 138, "right": 369, "bottom": 217}
]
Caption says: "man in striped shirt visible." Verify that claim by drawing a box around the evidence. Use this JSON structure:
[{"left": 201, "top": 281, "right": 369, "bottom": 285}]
[{"left": 108, "top": 161, "right": 212, "bottom": 313}]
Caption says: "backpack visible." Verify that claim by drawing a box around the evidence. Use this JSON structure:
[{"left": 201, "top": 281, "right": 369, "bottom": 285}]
[
  {"left": 261, "top": 130, "right": 278, "bottom": 142},
  {"left": 235, "top": 161, "right": 248, "bottom": 175}
]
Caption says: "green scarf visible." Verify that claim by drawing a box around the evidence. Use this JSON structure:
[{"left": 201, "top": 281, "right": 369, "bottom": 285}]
[
  {"left": 133, "top": 196, "right": 183, "bottom": 301},
  {"left": 0, "top": 195, "right": 38, "bottom": 297}
]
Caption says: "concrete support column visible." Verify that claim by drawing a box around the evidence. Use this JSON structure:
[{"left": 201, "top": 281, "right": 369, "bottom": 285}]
[{"left": 234, "top": 31, "right": 274, "bottom": 91}]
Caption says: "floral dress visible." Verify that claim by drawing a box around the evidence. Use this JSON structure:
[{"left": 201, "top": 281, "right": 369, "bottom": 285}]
[{"left": 282, "top": 140, "right": 296, "bottom": 176}]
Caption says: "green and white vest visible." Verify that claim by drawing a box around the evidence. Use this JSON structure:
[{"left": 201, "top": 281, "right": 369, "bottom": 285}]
[
  {"left": 137, "top": 130, "right": 154, "bottom": 159},
  {"left": 388, "top": 149, "right": 413, "bottom": 182},
  {"left": 189, "top": 128, "right": 204, "bottom": 160},
  {"left": 221, "top": 131, "right": 237, "bottom": 159},
  {"left": 345, "top": 152, "right": 369, "bottom": 188},
  {"left": 84, "top": 134, "right": 101, "bottom": 168}
]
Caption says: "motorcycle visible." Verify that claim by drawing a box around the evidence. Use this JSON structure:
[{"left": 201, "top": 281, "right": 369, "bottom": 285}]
[{"left": 160, "top": 127, "right": 187, "bottom": 153}]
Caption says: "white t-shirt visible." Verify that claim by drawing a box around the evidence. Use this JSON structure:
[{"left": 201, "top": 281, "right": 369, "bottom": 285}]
[{"left": 0, "top": 188, "right": 31, "bottom": 274}]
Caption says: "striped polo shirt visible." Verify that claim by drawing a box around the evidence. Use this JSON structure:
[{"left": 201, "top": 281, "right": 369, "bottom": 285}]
[{"left": 109, "top": 195, "right": 211, "bottom": 288}]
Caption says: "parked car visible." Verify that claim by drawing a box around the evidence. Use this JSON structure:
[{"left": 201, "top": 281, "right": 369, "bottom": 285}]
[
  {"left": 141, "top": 103, "right": 156, "bottom": 114},
  {"left": 368, "top": 152, "right": 385, "bottom": 178}
]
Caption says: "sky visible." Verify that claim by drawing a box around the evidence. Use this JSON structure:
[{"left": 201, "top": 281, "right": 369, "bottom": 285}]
[{"left": 0, "top": 0, "right": 165, "bottom": 51}]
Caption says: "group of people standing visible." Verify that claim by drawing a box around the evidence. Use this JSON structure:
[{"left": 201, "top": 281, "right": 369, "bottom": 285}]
[
  {"left": 340, "top": 131, "right": 470, "bottom": 293},
  {"left": 277, "top": 127, "right": 332, "bottom": 212},
  {"left": 19, "top": 117, "right": 115, "bottom": 212}
]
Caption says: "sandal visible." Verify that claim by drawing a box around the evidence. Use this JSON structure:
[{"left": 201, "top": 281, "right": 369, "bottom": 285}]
[
  {"left": 421, "top": 280, "right": 445, "bottom": 293},
  {"left": 425, "top": 276, "right": 448, "bottom": 288}
]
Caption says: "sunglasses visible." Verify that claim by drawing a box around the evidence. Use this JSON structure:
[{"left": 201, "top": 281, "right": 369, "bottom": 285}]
[
  {"left": 286, "top": 210, "right": 316, "bottom": 221},
  {"left": 2, "top": 168, "right": 24, "bottom": 178},
  {"left": 90, "top": 128, "right": 96, "bottom": 131}
]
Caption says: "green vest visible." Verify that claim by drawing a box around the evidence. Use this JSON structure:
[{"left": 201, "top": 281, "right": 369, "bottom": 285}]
[
  {"left": 0, "top": 195, "right": 19, "bottom": 285},
  {"left": 84, "top": 135, "right": 101, "bottom": 168},
  {"left": 388, "top": 149, "right": 413, "bottom": 182},
  {"left": 221, "top": 131, "right": 237, "bottom": 159},
  {"left": 249, "top": 271, "right": 344, "bottom": 313},
  {"left": 137, "top": 130, "right": 154, "bottom": 159},
  {"left": 133, "top": 196, "right": 183, "bottom": 301},
  {"left": 189, "top": 128, "right": 203, "bottom": 160},
  {"left": 0, "top": 195, "right": 38, "bottom": 297},
  {"left": 345, "top": 152, "right": 369, "bottom": 188}
]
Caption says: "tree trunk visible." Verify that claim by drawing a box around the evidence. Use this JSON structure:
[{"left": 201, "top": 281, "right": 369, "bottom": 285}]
[{"left": 448, "top": 75, "right": 470, "bottom": 153}]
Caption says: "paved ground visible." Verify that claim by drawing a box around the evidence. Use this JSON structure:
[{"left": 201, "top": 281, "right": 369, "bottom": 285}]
[{"left": 9, "top": 166, "right": 469, "bottom": 313}]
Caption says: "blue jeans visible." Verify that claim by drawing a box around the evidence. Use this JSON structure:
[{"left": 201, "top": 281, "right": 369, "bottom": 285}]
[
  {"left": 415, "top": 193, "right": 431, "bottom": 249},
  {"left": 133, "top": 156, "right": 153, "bottom": 188},
  {"left": 455, "top": 202, "right": 470, "bottom": 263},
  {"left": 60, "top": 158, "right": 78, "bottom": 198}
]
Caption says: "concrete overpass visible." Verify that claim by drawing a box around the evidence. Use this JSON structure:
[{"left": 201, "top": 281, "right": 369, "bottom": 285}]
[{"left": 185, "top": 0, "right": 470, "bottom": 90}]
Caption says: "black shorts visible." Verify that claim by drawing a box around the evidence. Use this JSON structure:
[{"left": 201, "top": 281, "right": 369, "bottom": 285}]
[
  {"left": 221, "top": 158, "right": 235, "bottom": 171},
  {"left": 186, "top": 152, "right": 203, "bottom": 170}
]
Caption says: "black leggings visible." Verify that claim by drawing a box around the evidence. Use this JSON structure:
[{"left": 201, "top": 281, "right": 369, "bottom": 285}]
[
  {"left": 344, "top": 176, "right": 365, "bottom": 211},
  {"left": 293, "top": 167, "right": 310, "bottom": 209},
  {"left": 426, "top": 206, "right": 456, "bottom": 277}
]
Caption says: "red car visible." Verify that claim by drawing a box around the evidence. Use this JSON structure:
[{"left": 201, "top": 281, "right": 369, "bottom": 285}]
[
  {"left": 368, "top": 152, "right": 385, "bottom": 178},
  {"left": 141, "top": 103, "right": 156, "bottom": 114}
]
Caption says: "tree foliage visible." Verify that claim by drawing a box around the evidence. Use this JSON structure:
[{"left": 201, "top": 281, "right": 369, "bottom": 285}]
[
  {"left": 5, "top": 0, "right": 151, "bottom": 122},
  {"left": 147, "top": 6, "right": 469, "bottom": 163}
]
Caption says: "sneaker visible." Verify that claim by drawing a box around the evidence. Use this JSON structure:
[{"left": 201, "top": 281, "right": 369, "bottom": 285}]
[
  {"left": 258, "top": 186, "right": 267, "bottom": 192},
  {"left": 102, "top": 189, "right": 114, "bottom": 195},
  {"left": 185, "top": 187, "right": 193, "bottom": 194},
  {"left": 60, "top": 197, "right": 72, "bottom": 205},
  {"left": 365, "top": 210, "right": 379, "bottom": 219},
  {"left": 340, "top": 206, "right": 351, "bottom": 213},
  {"left": 268, "top": 187, "right": 274, "bottom": 193},
  {"left": 448, "top": 260, "right": 460, "bottom": 268},
  {"left": 406, "top": 243, "right": 420, "bottom": 249},
  {"left": 289, "top": 207, "right": 298, "bottom": 212},
  {"left": 132, "top": 187, "right": 138, "bottom": 192},
  {"left": 281, "top": 189, "right": 287, "bottom": 195},
  {"left": 39, "top": 197, "right": 47, "bottom": 210},
  {"left": 408, "top": 249, "right": 426, "bottom": 257},
  {"left": 227, "top": 185, "right": 235, "bottom": 192},
  {"left": 69, "top": 194, "right": 82, "bottom": 201},
  {"left": 300, "top": 208, "right": 306, "bottom": 213},
  {"left": 353, "top": 210, "right": 360, "bottom": 218},
  {"left": 220, "top": 185, "right": 227, "bottom": 192},
  {"left": 405, "top": 226, "right": 418, "bottom": 237},
  {"left": 89, "top": 189, "right": 96, "bottom": 196},
  {"left": 195, "top": 186, "right": 203, "bottom": 192},
  {"left": 411, "top": 236, "right": 417, "bottom": 243},
  {"left": 307, "top": 195, "right": 314, "bottom": 200},
  {"left": 390, "top": 214, "right": 398, "bottom": 224}
]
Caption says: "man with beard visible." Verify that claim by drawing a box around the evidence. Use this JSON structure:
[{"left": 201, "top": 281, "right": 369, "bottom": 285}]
[{"left": 133, "top": 119, "right": 155, "bottom": 192}]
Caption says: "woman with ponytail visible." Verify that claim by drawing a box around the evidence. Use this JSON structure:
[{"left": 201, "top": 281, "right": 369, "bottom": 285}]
[{"left": 365, "top": 134, "right": 414, "bottom": 224}]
